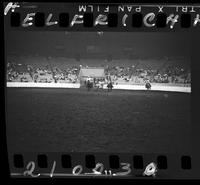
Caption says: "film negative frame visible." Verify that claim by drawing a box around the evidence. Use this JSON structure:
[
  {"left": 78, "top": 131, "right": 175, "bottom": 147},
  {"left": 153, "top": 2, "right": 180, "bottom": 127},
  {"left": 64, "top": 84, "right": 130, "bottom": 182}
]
[{"left": 2, "top": 0, "right": 200, "bottom": 181}]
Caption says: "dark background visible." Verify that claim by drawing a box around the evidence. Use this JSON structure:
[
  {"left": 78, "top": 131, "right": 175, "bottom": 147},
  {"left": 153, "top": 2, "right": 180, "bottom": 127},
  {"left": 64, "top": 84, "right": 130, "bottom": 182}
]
[{"left": 5, "top": 31, "right": 191, "bottom": 59}]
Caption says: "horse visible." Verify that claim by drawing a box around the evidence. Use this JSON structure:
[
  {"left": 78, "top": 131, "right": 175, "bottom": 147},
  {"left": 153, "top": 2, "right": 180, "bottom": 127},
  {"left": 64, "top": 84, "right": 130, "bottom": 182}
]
[
  {"left": 145, "top": 82, "right": 151, "bottom": 90},
  {"left": 107, "top": 82, "right": 113, "bottom": 92},
  {"left": 86, "top": 80, "right": 93, "bottom": 91}
]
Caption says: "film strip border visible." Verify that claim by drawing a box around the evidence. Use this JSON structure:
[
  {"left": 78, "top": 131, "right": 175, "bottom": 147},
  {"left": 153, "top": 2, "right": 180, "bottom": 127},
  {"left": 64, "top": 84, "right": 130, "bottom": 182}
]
[
  {"left": 3, "top": 3, "right": 200, "bottom": 31},
  {"left": 4, "top": 3, "right": 198, "bottom": 179},
  {"left": 9, "top": 153, "right": 194, "bottom": 178}
]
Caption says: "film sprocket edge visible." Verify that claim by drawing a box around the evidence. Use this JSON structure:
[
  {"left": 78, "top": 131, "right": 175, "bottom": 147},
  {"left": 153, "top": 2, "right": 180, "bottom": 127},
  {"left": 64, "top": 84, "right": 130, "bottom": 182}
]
[{"left": 3, "top": 1, "right": 200, "bottom": 179}]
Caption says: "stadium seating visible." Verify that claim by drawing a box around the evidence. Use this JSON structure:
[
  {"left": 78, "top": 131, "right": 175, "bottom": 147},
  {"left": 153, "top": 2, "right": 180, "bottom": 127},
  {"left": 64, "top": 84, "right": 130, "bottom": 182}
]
[{"left": 6, "top": 55, "right": 191, "bottom": 86}]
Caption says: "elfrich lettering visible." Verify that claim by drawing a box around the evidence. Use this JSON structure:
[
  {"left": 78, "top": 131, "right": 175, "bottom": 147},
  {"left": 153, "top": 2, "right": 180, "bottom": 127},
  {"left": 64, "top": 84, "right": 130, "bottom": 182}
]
[
  {"left": 4, "top": 12, "right": 200, "bottom": 28},
  {"left": 4, "top": 3, "right": 200, "bottom": 28}
]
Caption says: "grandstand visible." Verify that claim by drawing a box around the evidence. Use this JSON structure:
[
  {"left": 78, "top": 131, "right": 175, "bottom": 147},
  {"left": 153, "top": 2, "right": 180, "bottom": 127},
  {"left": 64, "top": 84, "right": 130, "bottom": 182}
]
[
  {"left": 6, "top": 31, "right": 191, "bottom": 92},
  {"left": 6, "top": 55, "right": 191, "bottom": 89}
]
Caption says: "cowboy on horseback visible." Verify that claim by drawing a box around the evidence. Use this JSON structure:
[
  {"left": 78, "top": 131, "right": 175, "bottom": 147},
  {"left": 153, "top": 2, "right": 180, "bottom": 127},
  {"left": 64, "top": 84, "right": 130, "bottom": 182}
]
[
  {"left": 107, "top": 81, "right": 113, "bottom": 92},
  {"left": 145, "top": 79, "right": 151, "bottom": 90},
  {"left": 86, "top": 76, "right": 93, "bottom": 91}
]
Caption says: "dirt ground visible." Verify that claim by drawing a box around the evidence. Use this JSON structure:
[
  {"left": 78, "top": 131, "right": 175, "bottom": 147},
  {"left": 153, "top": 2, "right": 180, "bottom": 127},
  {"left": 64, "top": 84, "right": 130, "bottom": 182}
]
[{"left": 6, "top": 88, "right": 191, "bottom": 154}]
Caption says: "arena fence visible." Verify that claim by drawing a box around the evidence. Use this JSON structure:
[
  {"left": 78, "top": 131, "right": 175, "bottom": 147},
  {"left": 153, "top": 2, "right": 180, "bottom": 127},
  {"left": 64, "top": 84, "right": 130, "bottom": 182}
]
[
  {"left": 7, "top": 82, "right": 191, "bottom": 93},
  {"left": 6, "top": 82, "right": 81, "bottom": 88},
  {"left": 109, "top": 84, "right": 191, "bottom": 93}
]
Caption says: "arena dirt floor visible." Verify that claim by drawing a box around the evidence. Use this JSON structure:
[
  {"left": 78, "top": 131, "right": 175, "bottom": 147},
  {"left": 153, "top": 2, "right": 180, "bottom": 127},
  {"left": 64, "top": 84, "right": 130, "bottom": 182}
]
[{"left": 6, "top": 88, "right": 191, "bottom": 154}]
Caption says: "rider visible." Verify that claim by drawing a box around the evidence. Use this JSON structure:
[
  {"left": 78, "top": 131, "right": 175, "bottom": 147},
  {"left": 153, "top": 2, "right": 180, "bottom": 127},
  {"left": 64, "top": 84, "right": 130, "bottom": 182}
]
[
  {"left": 107, "top": 81, "right": 113, "bottom": 91},
  {"left": 86, "top": 76, "right": 93, "bottom": 91},
  {"left": 145, "top": 79, "right": 151, "bottom": 90}
]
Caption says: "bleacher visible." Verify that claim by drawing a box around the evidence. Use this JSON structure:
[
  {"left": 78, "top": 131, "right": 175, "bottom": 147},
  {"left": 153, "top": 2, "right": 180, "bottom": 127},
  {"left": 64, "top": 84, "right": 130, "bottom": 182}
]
[{"left": 6, "top": 55, "right": 191, "bottom": 86}]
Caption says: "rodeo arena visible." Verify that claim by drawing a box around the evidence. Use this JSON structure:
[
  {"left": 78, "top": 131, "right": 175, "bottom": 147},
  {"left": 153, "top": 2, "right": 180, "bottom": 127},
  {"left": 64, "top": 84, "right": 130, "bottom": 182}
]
[
  {"left": 6, "top": 32, "right": 191, "bottom": 154},
  {"left": 6, "top": 55, "right": 191, "bottom": 92}
]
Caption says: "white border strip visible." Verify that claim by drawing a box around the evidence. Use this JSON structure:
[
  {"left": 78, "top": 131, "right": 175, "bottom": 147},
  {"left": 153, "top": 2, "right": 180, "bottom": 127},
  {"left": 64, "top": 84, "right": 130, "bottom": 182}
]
[
  {"left": 109, "top": 84, "right": 191, "bottom": 93},
  {"left": 6, "top": 82, "right": 191, "bottom": 93},
  {"left": 6, "top": 82, "right": 80, "bottom": 88}
]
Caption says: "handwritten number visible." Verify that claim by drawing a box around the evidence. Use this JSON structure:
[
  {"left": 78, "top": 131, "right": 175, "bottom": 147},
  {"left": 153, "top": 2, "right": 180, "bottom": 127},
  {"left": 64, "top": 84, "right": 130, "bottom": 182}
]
[
  {"left": 72, "top": 165, "right": 83, "bottom": 175},
  {"left": 23, "top": 161, "right": 40, "bottom": 177},
  {"left": 143, "top": 162, "right": 157, "bottom": 177},
  {"left": 115, "top": 163, "right": 131, "bottom": 176},
  {"left": 50, "top": 161, "right": 56, "bottom": 177},
  {"left": 92, "top": 163, "right": 104, "bottom": 174},
  {"left": 21, "top": 161, "right": 132, "bottom": 177}
]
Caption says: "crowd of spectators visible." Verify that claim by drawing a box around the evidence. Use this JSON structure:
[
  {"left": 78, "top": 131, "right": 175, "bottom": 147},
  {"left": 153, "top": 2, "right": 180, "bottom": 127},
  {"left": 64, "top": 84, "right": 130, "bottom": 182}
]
[
  {"left": 7, "top": 58, "right": 191, "bottom": 86},
  {"left": 52, "top": 66, "right": 79, "bottom": 83},
  {"left": 7, "top": 62, "right": 79, "bottom": 83},
  {"left": 105, "top": 64, "right": 191, "bottom": 86}
]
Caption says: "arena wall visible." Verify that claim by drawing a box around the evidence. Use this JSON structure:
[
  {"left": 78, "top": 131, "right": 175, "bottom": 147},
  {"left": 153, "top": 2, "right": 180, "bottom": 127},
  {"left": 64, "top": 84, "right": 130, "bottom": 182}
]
[
  {"left": 6, "top": 82, "right": 80, "bottom": 88},
  {"left": 107, "top": 84, "right": 191, "bottom": 93},
  {"left": 7, "top": 82, "right": 191, "bottom": 93}
]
